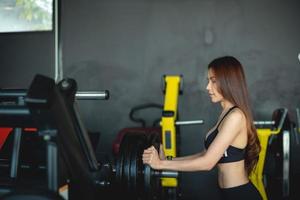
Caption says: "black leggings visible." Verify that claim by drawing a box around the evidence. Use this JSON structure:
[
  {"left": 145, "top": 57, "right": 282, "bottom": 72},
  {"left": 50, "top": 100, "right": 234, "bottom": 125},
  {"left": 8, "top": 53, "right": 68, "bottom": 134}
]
[{"left": 220, "top": 181, "right": 263, "bottom": 200}]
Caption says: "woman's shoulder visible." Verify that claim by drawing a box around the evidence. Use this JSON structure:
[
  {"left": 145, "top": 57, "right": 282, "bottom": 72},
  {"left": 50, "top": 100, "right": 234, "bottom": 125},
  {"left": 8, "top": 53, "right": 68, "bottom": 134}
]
[
  {"left": 220, "top": 107, "right": 246, "bottom": 129},
  {"left": 231, "top": 107, "right": 245, "bottom": 118}
]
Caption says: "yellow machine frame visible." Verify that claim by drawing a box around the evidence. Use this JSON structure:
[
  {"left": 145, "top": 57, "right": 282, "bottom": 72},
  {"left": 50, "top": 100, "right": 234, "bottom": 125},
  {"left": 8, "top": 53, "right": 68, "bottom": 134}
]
[
  {"left": 250, "top": 109, "right": 288, "bottom": 200},
  {"left": 249, "top": 128, "right": 279, "bottom": 200},
  {"left": 160, "top": 75, "right": 182, "bottom": 187}
]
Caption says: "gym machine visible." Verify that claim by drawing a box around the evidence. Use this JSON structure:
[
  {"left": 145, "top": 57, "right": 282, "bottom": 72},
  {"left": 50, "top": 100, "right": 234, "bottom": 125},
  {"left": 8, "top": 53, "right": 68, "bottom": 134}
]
[
  {"left": 0, "top": 75, "right": 111, "bottom": 200},
  {"left": 0, "top": 89, "right": 108, "bottom": 178},
  {"left": 0, "top": 74, "right": 181, "bottom": 200},
  {"left": 112, "top": 75, "right": 204, "bottom": 200},
  {"left": 0, "top": 87, "right": 109, "bottom": 192},
  {"left": 112, "top": 102, "right": 163, "bottom": 157},
  {"left": 160, "top": 75, "right": 204, "bottom": 199},
  {"left": 250, "top": 108, "right": 295, "bottom": 200}
]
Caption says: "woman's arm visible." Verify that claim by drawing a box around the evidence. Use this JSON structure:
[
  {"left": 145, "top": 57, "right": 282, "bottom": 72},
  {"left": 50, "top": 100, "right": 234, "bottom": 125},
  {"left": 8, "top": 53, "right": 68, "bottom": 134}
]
[
  {"left": 159, "top": 143, "right": 205, "bottom": 161},
  {"left": 172, "top": 151, "right": 205, "bottom": 161},
  {"left": 143, "top": 146, "right": 212, "bottom": 171},
  {"left": 142, "top": 110, "right": 245, "bottom": 171}
]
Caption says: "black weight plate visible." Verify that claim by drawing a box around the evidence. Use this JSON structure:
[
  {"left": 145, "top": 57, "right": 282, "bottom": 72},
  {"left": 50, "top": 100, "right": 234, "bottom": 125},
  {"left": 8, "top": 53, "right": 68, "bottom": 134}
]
[
  {"left": 129, "top": 139, "right": 138, "bottom": 194},
  {"left": 144, "top": 132, "right": 162, "bottom": 200},
  {"left": 144, "top": 164, "right": 152, "bottom": 198},
  {"left": 115, "top": 133, "right": 130, "bottom": 189},
  {"left": 129, "top": 134, "right": 144, "bottom": 197},
  {"left": 123, "top": 134, "right": 134, "bottom": 191},
  {"left": 115, "top": 150, "right": 124, "bottom": 184}
]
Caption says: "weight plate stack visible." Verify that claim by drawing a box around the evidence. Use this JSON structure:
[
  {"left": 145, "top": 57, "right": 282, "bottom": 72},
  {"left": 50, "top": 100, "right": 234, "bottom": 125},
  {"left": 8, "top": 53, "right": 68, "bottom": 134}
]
[{"left": 115, "top": 132, "right": 163, "bottom": 200}]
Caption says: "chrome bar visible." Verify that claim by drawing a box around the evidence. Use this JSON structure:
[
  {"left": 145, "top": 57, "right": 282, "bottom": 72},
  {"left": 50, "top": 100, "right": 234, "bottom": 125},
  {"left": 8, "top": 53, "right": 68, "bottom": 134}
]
[
  {"left": 54, "top": 0, "right": 63, "bottom": 83},
  {"left": 158, "top": 170, "right": 178, "bottom": 178},
  {"left": 277, "top": 108, "right": 288, "bottom": 130},
  {"left": 0, "top": 89, "right": 109, "bottom": 100},
  {"left": 254, "top": 121, "right": 275, "bottom": 125},
  {"left": 76, "top": 91, "right": 109, "bottom": 100},
  {"left": 282, "top": 130, "right": 290, "bottom": 197},
  {"left": 10, "top": 128, "right": 22, "bottom": 178},
  {"left": 175, "top": 120, "right": 204, "bottom": 126},
  {"left": 254, "top": 108, "right": 288, "bottom": 130}
]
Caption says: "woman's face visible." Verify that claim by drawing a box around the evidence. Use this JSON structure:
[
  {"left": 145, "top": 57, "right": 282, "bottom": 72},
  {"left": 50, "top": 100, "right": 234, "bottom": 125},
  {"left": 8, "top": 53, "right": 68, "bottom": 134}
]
[{"left": 206, "top": 69, "right": 224, "bottom": 103}]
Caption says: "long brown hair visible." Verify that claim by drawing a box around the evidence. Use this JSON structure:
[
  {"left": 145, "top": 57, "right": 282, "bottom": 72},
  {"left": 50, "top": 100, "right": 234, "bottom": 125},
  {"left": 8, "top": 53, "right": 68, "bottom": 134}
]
[{"left": 208, "top": 56, "right": 260, "bottom": 175}]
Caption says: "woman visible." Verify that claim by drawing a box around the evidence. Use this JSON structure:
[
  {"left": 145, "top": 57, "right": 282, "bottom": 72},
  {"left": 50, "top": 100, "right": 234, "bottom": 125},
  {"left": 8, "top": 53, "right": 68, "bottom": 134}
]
[{"left": 142, "top": 56, "right": 262, "bottom": 200}]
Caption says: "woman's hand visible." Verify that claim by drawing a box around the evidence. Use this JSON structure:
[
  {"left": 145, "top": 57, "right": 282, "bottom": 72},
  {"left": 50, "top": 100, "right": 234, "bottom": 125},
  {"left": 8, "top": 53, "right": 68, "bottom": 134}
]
[
  {"left": 142, "top": 145, "right": 161, "bottom": 169},
  {"left": 159, "top": 143, "right": 165, "bottom": 160}
]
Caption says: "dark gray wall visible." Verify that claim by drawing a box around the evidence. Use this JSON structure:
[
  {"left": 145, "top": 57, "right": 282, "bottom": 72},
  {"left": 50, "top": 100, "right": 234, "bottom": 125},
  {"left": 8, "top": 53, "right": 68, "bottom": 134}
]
[
  {"left": 0, "top": 32, "right": 54, "bottom": 88},
  {"left": 0, "top": 0, "right": 300, "bottom": 199}
]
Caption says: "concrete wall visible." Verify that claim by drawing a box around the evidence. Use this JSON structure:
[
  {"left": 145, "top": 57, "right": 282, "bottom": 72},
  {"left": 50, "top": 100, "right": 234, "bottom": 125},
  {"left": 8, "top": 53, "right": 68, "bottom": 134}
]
[{"left": 0, "top": 0, "right": 299, "bottom": 199}]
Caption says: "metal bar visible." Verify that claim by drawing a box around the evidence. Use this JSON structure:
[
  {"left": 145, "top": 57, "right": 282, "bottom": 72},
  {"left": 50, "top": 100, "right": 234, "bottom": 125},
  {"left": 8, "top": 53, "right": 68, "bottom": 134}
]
[
  {"left": 158, "top": 170, "right": 178, "bottom": 178},
  {"left": 0, "top": 106, "right": 34, "bottom": 127},
  {"left": 0, "top": 89, "right": 109, "bottom": 100},
  {"left": 282, "top": 130, "right": 290, "bottom": 197},
  {"left": 175, "top": 120, "right": 204, "bottom": 126},
  {"left": 0, "top": 89, "right": 26, "bottom": 97},
  {"left": 54, "top": 0, "right": 63, "bottom": 83},
  {"left": 0, "top": 106, "right": 30, "bottom": 115},
  {"left": 254, "top": 108, "right": 288, "bottom": 130},
  {"left": 47, "top": 141, "right": 58, "bottom": 192},
  {"left": 72, "top": 102, "right": 99, "bottom": 171},
  {"left": 254, "top": 121, "right": 275, "bottom": 125},
  {"left": 277, "top": 108, "right": 288, "bottom": 130},
  {"left": 296, "top": 108, "right": 300, "bottom": 132},
  {"left": 76, "top": 91, "right": 109, "bottom": 100},
  {"left": 10, "top": 97, "right": 25, "bottom": 178},
  {"left": 10, "top": 128, "right": 22, "bottom": 178}
]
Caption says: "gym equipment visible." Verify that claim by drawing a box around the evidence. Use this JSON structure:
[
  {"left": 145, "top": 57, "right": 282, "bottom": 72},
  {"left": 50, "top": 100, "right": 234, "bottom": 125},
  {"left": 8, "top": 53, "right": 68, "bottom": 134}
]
[
  {"left": 0, "top": 75, "right": 111, "bottom": 200},
  {"left": 0, "top": 74, "right": 180, "bottom": 200},
  {"left": 0, "top": 86, "right": 109, "bottom": 183},
  {"left": 114, "top": 132, "right": 178, "bottom": 200},
  {"left": 112, "top": 75, "right": 204, "bottom": 200},
  {"left": 112, "top": 103, "right": 164, "bottom": 199},
  {"left": 0, "top": 74, "right": 205, "bottom": 200},
  {"left": 250, "top": 108, "right": 294, "bottom": 200},
  {"left": 0, "top": 91, "right": 44, "bottom": 185},
  {"left": 160, "top": 75, "right": 204, "bottom": 196},
  {"left": 158, "top": 75, "right": 183, "bottom": 200},
  {"left": 112, "top": 103, "right": 163, "bottom": 156}
]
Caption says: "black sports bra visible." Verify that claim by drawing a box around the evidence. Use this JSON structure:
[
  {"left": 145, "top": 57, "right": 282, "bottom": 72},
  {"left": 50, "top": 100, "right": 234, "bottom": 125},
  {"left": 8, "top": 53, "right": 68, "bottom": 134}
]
[{"left": 204, "top": 106, "right": 246, "bottom": 163}]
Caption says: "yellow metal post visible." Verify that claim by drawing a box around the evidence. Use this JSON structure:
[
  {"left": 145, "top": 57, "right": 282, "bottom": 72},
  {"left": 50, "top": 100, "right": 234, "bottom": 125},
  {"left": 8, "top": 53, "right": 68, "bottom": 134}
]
[
  {"left": 250, "top": 128, "right": 281, "bottom": 200},
  {"left": 160, "top": 75, "right": 182, "bottom": 187}
]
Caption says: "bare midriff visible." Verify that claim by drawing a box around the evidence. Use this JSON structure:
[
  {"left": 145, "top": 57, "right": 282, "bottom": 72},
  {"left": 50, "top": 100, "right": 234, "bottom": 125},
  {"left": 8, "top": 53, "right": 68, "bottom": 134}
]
[{"left": 217, "top": 160, "right": 249, "bottom": 188}]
